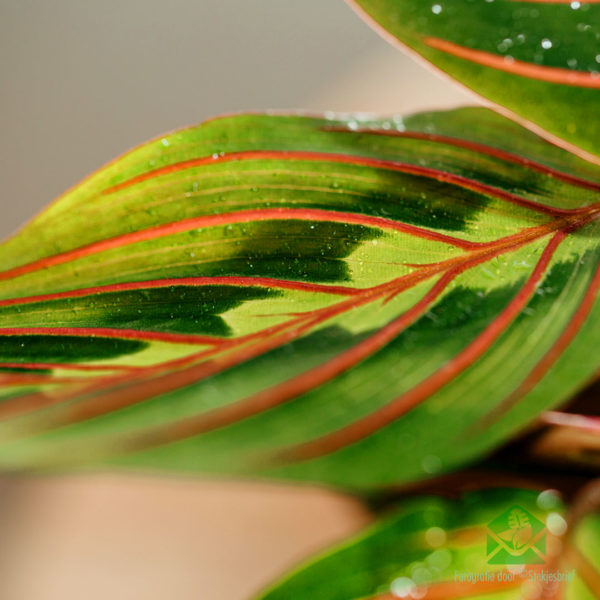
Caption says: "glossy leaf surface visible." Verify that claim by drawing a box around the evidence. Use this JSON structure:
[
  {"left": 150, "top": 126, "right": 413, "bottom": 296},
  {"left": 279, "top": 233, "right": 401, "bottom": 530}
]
[
  {"left": 257, "top": 487, "right": 600, "bottom": 600},
  {"left": 349, "top": 0, "right": 600, "bottom": 163},
  {"left": 0, "top": 108, "right": 600, "bottom": 488}
]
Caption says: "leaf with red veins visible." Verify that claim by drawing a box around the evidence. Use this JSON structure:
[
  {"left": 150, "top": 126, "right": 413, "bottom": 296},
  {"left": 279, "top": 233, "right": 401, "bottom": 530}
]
[
  {"left": 0, "top": 108, "right": 599, "bottom": 489},
  {"left": 349, "top": 0, "right": 600, "bottom": 162}
]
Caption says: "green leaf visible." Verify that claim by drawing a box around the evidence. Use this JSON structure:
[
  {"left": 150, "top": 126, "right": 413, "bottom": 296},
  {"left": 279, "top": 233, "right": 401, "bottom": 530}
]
[
  {"left": 256, "top": 487, "right": 600, "bottom": 600},
  {"left": 349, "top": 0, "right": 600, "bottom": 163},
  {"left": 0, "top": 108, "right": 599, "bottom": 488}
]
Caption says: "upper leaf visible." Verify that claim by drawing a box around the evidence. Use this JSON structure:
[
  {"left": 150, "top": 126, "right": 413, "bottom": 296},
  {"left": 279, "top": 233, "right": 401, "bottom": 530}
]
[
  {"left": 349, "top": 0, "right": 600, "bottom": 163},
  {"left": 0, "top": 108, "right": 599, "bottom": 489}
]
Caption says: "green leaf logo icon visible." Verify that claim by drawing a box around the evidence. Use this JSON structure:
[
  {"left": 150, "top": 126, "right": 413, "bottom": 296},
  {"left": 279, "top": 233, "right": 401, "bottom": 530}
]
[{"left": 487, "top": 505, "right": 546, "bottom": 565}]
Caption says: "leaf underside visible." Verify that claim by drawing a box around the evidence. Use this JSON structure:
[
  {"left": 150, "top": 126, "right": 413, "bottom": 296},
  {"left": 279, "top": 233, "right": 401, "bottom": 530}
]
[
  {"left": 0, "top": 108, "right": 600, "bottom": 489},
  {"left": 256, "top": 487, "right": 600, "bottom": 600},
  {"left": 350, "top": 0, "right": 600, "bottom": 163}
]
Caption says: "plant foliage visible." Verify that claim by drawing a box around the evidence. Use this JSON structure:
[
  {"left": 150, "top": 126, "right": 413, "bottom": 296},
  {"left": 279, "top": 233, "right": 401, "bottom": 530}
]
[
  {"left": 1, "top": 0, "right": 600, "bottom": 596},
  {"left": 0, "top": 109, "right": 598, "bottom": 489}
]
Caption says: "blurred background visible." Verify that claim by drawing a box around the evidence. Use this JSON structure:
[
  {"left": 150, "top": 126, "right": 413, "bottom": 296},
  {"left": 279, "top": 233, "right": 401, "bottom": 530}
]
[{"left": 0, "top": 2, "right": 472, "bottom": 599}]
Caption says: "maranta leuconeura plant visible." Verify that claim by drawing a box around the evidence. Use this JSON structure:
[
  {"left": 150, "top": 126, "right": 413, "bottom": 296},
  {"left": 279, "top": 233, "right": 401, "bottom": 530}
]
[{"left": 2, "top": 1, "right": 600, "bottom": 598}]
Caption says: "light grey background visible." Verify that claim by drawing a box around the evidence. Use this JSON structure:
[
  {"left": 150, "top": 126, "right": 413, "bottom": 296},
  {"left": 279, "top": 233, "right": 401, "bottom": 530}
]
[{"left": 0, "top": 0, "right": 470, "bottom": 241}]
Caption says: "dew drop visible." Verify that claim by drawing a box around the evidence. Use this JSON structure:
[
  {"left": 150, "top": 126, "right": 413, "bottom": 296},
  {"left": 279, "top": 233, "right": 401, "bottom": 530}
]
[
  {"left": 537, "top": 489, "right": 561, "bottom": 510},
  {"left": 508, "top": 564, "right": 525, "bottom": 575},
  {"left": 390, "top": 577, "right": 416, "bottom": 598},
  {"left": 546, "top": 513, "right": 568, "bottom": 536},
  {"left": 422, "top": 455, "right": 442, "bottom": 474},
  {"left": 425, "top": 527, "right": 447, "bottom": 548},
  {"left": 426, "top": 549, "right": 451, "bottom": 570}
]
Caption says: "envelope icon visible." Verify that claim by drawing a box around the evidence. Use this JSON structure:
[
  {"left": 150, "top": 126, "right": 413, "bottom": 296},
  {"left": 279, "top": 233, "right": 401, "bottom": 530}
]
[{"left": 486, "top": 505, "right": 546, "bottom": 565}]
